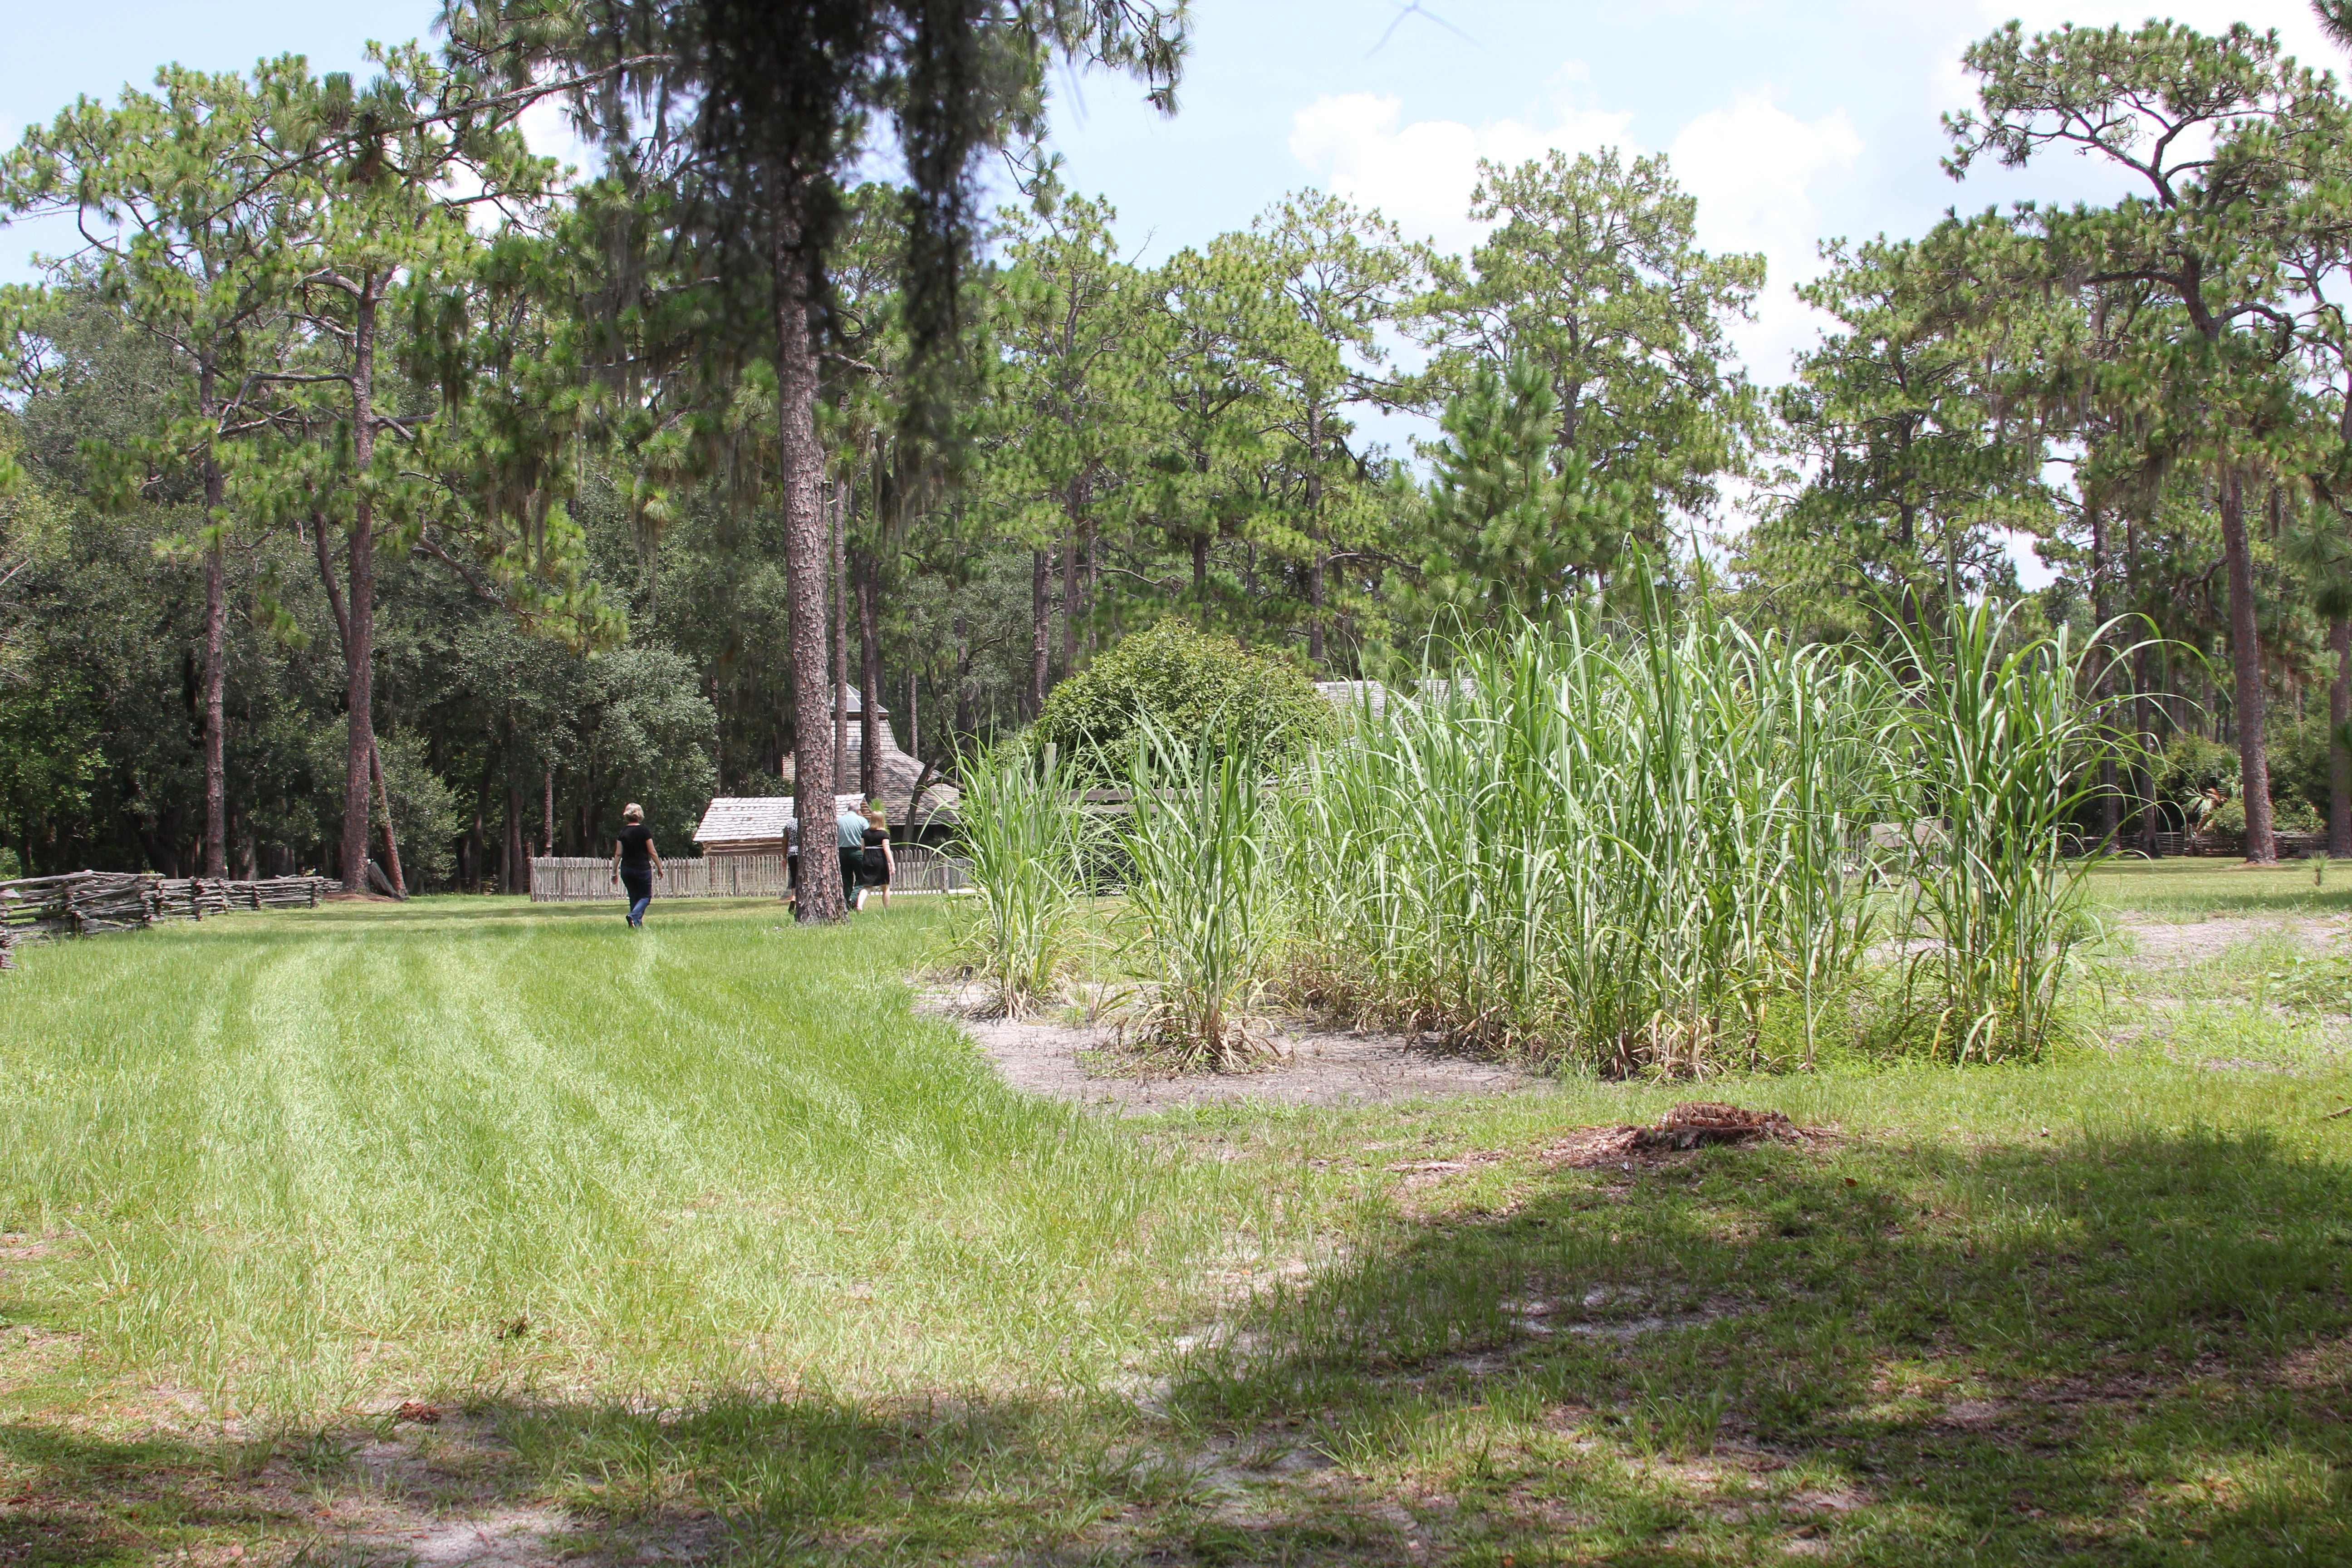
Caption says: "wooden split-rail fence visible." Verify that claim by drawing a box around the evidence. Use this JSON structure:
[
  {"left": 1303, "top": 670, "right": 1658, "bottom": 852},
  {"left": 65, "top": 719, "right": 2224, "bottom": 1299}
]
[
  {"left": 0, "top": 871, "right": 340, "bottom": 968},
  {"left": 529, "top": 845, "right": 972, "bottom": 902}
]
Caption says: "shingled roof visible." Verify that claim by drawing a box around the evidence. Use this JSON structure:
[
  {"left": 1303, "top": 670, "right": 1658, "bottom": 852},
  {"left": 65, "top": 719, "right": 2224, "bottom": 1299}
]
[
  {"left": 779, "top": 684, "right": 959, "bottom": 828},
  {"left": 691, "top": 793, "right": 867, "bottom": 848}
]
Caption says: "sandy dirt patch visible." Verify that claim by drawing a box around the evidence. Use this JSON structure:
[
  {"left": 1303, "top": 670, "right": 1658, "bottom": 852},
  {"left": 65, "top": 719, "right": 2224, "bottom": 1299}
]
[
  {"left": 2112, "top": 914, "right": 2347, "bottom": 963},
  {"left": 926, "top": 989, "right": 1532, "bottom": 1112}
]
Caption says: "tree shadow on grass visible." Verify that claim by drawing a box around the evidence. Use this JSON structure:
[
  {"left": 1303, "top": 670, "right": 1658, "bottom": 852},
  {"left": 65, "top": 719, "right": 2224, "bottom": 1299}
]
[
  {"left": 1157, "top": 1127, "right": 2352, "bottom": 1564},
  {"left": 0, "top": 1422, "right": 270, "bottom": 1568},
  {"left": 8, "top": 1129, "right": 2352, "bottom": 1567},
  {"left": 0, "top": 1386, "right": 1262, "bottom": 1568}
]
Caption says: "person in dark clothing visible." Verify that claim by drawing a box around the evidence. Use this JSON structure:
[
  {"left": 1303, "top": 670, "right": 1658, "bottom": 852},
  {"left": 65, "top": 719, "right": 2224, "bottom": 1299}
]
[
  {"left": 836, "top": 802, "right": 869, "bottom": 911},
  {"left": 861, "top": 807, "right": 895, "bottom": 911},
  {"left": 610, "top": 803, "right": 661, "bottom": 927}
]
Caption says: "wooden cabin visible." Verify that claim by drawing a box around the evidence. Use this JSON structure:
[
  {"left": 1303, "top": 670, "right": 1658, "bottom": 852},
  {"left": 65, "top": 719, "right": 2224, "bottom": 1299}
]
[
  {"left": 689, "top": 795, "right": 859, "bottom": 858},
  {"left": 779, "top": 685, "right": 959, "bottom": 842}
]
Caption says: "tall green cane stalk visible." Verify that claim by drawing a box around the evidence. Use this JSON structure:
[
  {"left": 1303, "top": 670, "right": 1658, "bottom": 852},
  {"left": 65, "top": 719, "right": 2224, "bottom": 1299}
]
[
  {"left": 1116, "top": 718, "right": 1284, "bottom": 1068},
  {"left": 1891, "top": 600, "right": 2131, "bottom": 1063},
  {"left": 941, "top": 740, "right": 1091, "bottom": 1019},
  {"left": 1288, "top": 606, "right": 1898, "bottom": 1074}
]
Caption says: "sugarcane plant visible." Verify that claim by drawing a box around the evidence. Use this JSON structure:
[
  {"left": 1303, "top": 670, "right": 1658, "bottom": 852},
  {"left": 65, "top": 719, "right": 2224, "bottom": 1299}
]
[
  {"left": 939, "top": 739, "right": 1093, "bottom": 1018},
  {"left": 1113, "top": 715, "right": 1286, "bottom": 1068}
]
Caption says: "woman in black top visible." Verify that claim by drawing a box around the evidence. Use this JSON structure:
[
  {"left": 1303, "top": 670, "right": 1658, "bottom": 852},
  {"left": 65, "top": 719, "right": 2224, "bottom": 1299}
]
[
  {"left": 861, "top": 807, "right": 895, "bottom": 911},
  {"left": 610, "top": 803, "right": 661, "bottom": 927}
]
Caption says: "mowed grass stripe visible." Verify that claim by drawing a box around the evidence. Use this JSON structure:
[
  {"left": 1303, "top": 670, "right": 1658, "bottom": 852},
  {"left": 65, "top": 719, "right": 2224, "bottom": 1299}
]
[{"left": 0, "top": 900, "right": 1266, "bottom": 1417}]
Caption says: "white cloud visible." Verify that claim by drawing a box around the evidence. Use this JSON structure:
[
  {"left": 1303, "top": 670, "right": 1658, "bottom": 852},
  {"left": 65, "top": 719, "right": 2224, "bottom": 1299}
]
[
  {"left": 1667, "top": 93, "right": 1862, "bottom": 383},
  {"left": 1285, "top": 84, "right": 1633, "bottom": 257},
  {"left": 1287, "top": 81, "right": 1858, "bottom": 386}
]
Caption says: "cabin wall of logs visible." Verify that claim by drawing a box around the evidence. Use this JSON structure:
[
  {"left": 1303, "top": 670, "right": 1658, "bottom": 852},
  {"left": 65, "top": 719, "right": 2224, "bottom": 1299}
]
[{"left": 0, "top": 872, "right": 339, "bottom": 966}]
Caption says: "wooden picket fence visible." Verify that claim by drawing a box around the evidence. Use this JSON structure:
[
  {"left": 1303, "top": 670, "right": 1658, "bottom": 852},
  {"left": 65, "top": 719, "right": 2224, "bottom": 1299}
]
[{"left": 529, "top": 846, "right": 971, "bottom": 903}]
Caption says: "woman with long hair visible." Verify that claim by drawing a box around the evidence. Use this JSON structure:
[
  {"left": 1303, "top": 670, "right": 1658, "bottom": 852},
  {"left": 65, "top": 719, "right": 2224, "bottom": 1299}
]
[{"left": 860, "top": 804, "right": 895, "bottom": 911}]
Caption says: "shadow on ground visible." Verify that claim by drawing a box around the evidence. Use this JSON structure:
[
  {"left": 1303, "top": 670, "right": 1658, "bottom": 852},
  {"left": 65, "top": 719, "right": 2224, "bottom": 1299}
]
[
  {"left": 1158, "top": 1127, "right": 2352, "bottom": 1564},
  {"left": 7, "top": 1131, "right": 2350, "bottom": 1567}
]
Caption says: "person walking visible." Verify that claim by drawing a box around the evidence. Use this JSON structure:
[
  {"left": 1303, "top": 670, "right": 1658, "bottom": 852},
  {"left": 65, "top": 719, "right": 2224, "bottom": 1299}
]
[
  {"left": 836, "top": 799, "right": 870, "bottom": 911},
  {"left": 611, "top": 803, "right": 661, "bottom": 927},
  {"left": 860, "top": 805, "right": 895, "bottom": 911}
]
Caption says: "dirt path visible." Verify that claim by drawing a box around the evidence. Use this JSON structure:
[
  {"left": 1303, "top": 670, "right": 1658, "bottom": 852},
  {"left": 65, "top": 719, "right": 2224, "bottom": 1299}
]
[
  {"left": 928, "top": 990, "right": 1532, "bottom": 1112},
  {"left": 2112, "top": 913, "right": 2349, "bottom": 963}
]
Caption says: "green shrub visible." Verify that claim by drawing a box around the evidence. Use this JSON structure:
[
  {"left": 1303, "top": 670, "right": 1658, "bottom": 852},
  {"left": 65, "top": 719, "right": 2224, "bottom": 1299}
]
[
  {"left": 2155, "top": 733, "right": 2238, "bottom": 805},
  {"left": 1031, "top": 620, "right": 1333, "bottom": 768},
  {"left": 2270, "top": 717, "right": 2341, "bottom": 826}
]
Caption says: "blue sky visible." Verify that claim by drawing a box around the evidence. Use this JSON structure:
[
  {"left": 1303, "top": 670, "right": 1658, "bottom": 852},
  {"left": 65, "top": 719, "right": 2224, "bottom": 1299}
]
[
  {"left": 10, "top": 0, "right": 2342, "bottom": 376},
  {"left": 5, "top": 0, "right": 2345, "bottom": 566}
]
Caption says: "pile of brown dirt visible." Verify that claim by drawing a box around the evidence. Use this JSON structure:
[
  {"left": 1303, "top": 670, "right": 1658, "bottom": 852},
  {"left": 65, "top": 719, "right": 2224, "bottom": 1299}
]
[{"left": 1544, "top": 1102, "right": 1812, "bottom": 1168}]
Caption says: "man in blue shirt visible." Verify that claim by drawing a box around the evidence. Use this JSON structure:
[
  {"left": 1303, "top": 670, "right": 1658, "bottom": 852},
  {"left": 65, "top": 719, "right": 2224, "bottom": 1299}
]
[{"left": 836, "top": 802, "right": 870, "bottom": 911}]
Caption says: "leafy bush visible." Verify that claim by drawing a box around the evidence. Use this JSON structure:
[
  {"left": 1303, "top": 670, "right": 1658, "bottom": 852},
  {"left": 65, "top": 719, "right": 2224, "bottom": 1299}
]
[
  {"left": 305, "top": 728, "right": 460, "bottom": 890},
  {"left": 1031, "top": 619, "right": 1333, "bottom": 768},
  {"left": 2269, "top": 717, "right": 2341, "bottom": 827},
  {"left": 2155, "top": 733, "right": 2238, "bottom": 807},
  {"left": 2159, "top": 728, "right": 2327, "bottom": 835},
  {"left": 578, "top": 647, "right": 720, "bottom": 850}
]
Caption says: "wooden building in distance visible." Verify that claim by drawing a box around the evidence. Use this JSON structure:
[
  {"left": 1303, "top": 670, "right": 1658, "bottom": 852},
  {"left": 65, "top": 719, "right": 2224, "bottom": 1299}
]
[
  {"left": 720, "top": 681, "right": 950, "bottom": 851},
  {"left": 688, "top": 795, "right": 856, "bottom": 858}
]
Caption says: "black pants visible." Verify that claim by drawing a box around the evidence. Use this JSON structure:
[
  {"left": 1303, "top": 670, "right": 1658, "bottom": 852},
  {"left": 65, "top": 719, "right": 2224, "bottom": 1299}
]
[{"left": 839, "top": 848, "right": 863, "bottom": 903}]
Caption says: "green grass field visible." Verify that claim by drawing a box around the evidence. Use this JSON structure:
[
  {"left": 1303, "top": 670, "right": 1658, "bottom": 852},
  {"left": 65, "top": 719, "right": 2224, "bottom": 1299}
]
[{"left": 3, "top": 865, "right": 2349, "bottom": 1566}]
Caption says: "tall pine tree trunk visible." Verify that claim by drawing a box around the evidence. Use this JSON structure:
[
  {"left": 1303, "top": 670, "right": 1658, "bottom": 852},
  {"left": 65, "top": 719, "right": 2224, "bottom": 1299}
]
[
  {"left": 371, "top": 740, "right": 406, "bottom": 898},
  {"left": 2330, "top": 613, "right": 2350, "bottom": 859},
  {"left": 338, "top": 283, "right": 381, "bottom": 893},
  {"left": 1060, "top": 527, "right": 1079, "bottom": 678},
  {"left": 1028, "top": 547, "right": 1050, "bottom": 720},
  {"left": 198, "top": 358, "right": 228, "bottom": 879},
  {"left": 505, "top": 782, "right": 524, "bottom": 895},
  {"left": 775, "top": 190, "right": 842, "bottom": 920},
  {"left": 469, "top": 744, "right": 495, "bottom": 894},
  {"left": 831, "top": 480, "right": 850, "bottom": 783},
  {"left": 2089, "top": 500, "right": 2119, "bottom": 848},
  {"left": 952, "top": 609, "right": 973, "bottom": 747},
  {"left": 2218, "top": 466, "right": 2277, "bottom": 862},
  {"left": 1306, "top": 401, "right": 1325, "bottom": 668},
  {"left": 856, "top": 542, "right": 882, "bottom": 803}
]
